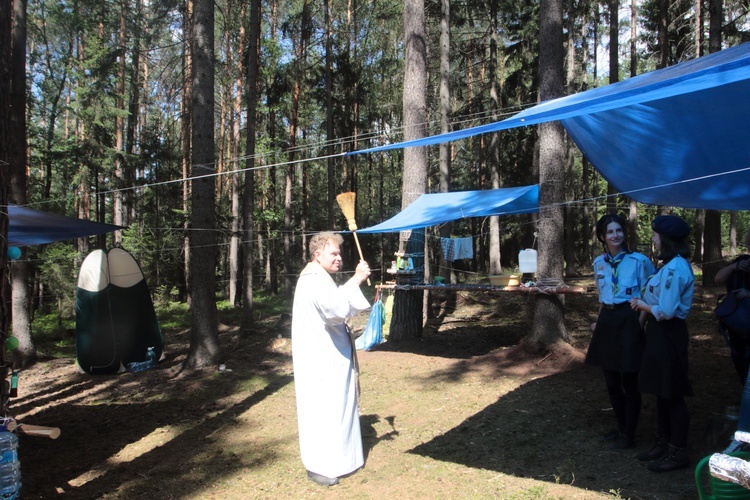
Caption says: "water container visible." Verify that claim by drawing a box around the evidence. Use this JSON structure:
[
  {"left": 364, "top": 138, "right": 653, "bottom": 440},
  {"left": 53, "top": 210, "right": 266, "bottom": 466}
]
[
  {"left": 518, "top": 249, "right": 538, "bottom": 274},
  {"left": 126, "top": 359, "right": 153, "bottom": 373},
  {"left": 0, "top": 432, "right": 18, "bottom": 465},
  {"left": 126, "top": 347, "right": 157, "bottom": 373},
  {"left": 0, "top": 431, "right": 21, "bottom": 499},
  {"left": 0, "top": 461, "right": 21, "bottom": 499}
]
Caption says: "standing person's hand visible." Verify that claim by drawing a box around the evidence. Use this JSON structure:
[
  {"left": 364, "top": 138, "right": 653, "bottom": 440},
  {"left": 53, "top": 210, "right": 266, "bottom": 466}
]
[{"left": 354, "top": 261, "right": 371, "bottom": 284}]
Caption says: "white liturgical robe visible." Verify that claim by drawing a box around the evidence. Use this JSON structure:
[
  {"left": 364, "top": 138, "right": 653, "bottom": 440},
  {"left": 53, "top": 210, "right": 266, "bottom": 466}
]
[{"left": 292, "top": 262, "right": 371, "bottom": 478}]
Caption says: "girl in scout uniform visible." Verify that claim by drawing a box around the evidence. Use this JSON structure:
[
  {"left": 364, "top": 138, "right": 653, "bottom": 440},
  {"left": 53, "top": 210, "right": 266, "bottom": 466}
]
[
  {"left": 587, "top": 214, "right": 655, "bottom": 450},
  {"left": 631, "top": 215, "right": 694, "bottom": 473}
]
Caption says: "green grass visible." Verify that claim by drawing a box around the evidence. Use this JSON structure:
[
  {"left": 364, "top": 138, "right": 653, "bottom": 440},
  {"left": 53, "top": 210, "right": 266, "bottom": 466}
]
[{"left": 27, "top": 291, "right": 291, "bottom": 359}]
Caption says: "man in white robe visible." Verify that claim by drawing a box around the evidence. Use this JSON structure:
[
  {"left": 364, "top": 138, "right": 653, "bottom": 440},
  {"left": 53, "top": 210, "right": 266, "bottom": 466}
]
[{"left": 292, "top": 232, "right": 371, "bottom": 486}]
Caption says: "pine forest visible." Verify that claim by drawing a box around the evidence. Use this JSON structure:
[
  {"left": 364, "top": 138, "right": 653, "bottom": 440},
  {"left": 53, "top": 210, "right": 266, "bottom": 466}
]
[{"left": 2, "top": 0, "right": 750, "bottom": 366}]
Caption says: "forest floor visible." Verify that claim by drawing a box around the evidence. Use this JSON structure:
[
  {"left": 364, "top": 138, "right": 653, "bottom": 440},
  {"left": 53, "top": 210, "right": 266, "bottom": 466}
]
[{"left": 11, "top": 274, "right": 746, "bottom": 499}]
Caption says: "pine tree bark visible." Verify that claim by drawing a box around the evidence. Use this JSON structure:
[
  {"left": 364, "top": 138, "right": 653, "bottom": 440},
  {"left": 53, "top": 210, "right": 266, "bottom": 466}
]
[
  {"left": 702, "top": 0, "right": 723, "bottom": 285},
  {"left": 390, "top": 0, "right": 427, "bottom": 341},
  {"left": 0, "top": 0, "right": 13, "bottom": 399},
  {"left": 181, "top": 0, "right": 193, "bottom": 304},
  {"left": 9, "top": 0, "right": 35, "bottom": 368},
  {"left": 488, "top": 1, "right": 502, "bottom": 276},
  {"left": 229, "top": 0, "right": 245, "bottom": 308},
  {"left": 528, "top": 0, "right": 568, "bottom": 348},
  {"left": 185, "top": 0, "right": 220, "bottom": 369},
  {"left": 112, "top": 0, "right": 127, "bottom": 241},
  {"left": 241, "top": 0, "right": 260, "bottom": 332},
  {"left": 438, "top": 0, "right": 453, "bottom": 283}
]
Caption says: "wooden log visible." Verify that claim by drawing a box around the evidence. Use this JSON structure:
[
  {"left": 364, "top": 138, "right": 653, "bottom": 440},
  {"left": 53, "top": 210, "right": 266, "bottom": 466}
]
[{"left": 18, "top": 424, "right": 61, "bottom": 439}]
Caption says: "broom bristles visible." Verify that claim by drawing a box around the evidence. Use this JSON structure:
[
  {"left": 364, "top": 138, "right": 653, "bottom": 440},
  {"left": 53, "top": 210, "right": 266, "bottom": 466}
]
[
  {"left": 336, "top": 192, "right": 356, "bottom": 219},
  {"left": 336, "top": 192, "right": 358, "bottom": 230},
  {"left": 336, "top": 191, "right": 370, "bottom": 285}
]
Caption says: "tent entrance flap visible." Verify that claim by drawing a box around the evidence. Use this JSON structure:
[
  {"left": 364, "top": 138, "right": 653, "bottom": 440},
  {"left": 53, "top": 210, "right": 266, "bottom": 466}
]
[{"left": 357, "top": 185, "right": 539, "bottom": 234}]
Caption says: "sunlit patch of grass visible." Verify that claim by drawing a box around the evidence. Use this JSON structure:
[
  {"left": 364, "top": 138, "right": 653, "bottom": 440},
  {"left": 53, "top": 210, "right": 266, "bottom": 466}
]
[
  {"left": 507, "top": 485, "right": 551, "bottom": 499},
  {"left": 157, "top": 302, "right": 190, "bottom": 330}
]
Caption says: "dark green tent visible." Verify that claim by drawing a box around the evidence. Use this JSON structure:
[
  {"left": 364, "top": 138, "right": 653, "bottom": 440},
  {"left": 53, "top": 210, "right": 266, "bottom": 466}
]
[{"left": 75, "top": 248, "right": 163, "bottom": 375}]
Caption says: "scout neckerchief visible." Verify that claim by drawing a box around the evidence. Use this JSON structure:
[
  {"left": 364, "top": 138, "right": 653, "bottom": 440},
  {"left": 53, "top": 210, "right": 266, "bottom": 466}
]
[{"left": 605, "top": 251, "right": 626, "bottom": 296}]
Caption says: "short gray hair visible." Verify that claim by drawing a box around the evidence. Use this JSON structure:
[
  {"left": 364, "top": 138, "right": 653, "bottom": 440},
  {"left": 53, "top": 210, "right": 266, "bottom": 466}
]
[{"left": 308, "top": 231, "right": 343, "bottom": 260}]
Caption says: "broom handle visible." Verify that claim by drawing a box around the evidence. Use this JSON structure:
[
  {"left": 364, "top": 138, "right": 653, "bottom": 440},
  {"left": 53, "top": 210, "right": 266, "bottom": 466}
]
[{"left": 351, "top": 232, "right": 371, "bottom": 286}]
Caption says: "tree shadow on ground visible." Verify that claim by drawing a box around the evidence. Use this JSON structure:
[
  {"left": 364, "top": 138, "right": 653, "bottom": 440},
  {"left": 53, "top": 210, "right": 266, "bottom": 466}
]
[
  {"left": 16, "top": 324, "right": 295, "bottom": 499},
  {"left": 406, "top": 328, "right": 741, "bottom": 500}
]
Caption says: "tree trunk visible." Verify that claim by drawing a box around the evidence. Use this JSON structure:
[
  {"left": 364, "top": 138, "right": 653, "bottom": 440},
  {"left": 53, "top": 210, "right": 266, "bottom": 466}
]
[
  {"left": 185, "top": 0, "right": 220, "bottom": 369},
  {"left": 9, "top": 0, "right": 34, "bottom": 368},
  {"left": 325, "top": 0, "right": 335, "bottom": 229},
  {"left": 284, "top": 0, "right": 309, "bottom": 298},
  {"left": 0, "top": 0, "right": 13, "bottom": 408},
  {"left": 702, "top": 0, "right": 723, "bottom": 285},
  {"left": 658, "top": 0, "right": 669, "bottom": 68},
  {"left": 528, "top": 0, "right": 568, "bottom": 348},
  {"left": 563, "top": 2, "right": 576, "bottom": 277},
  {"left": 704, "top": 210, "right": 723, "bottom": 284},
  {"left": 181, "top": 0, "right": 193, "bottom": 304},
  {"left": 390, "top": 230, "right": 425, "bottom": 341},
  {"left": 605, "top": 0, "right": 619, "bottom": 214},
  {"left": 229, "top": 0, "right": 246, "bottom": 308},
  {"left": 112, "top": 0, "right": 127, "bottom": 241},
  {"left": 438, "top": 0, "right": 453, "bottom": 282},
  {"left": 692, "top": 209, "right": 705, "bottom": 263},
  {"left": 390, "top": 0, "right": 427, "bottom": 341},
  {"left": 241, "top": 0, "right": 260, "bottom": 332},
  {"left": 488, "top": 0, "right": 502, "bottom": 276}
]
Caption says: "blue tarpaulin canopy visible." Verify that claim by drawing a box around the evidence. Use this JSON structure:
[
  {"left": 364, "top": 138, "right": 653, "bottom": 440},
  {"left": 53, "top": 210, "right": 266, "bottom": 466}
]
[
  {"left": 6, "top": 205, "right": 125, "bottom": 246},
  {"left": 358, "top": 185, "right": 538, "bottom": 233},
  {"left": 349, "top": 42, "right": 750, "bottom": 211}
]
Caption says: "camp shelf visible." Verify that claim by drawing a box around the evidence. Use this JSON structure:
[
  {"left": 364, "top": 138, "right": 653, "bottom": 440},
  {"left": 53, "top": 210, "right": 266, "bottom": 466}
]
[{"left": 375, "top": 282, "right": 587, "bottom": 294}]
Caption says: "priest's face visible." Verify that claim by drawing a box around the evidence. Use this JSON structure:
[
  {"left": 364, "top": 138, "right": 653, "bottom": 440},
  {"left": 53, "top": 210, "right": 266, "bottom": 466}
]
[{"left": 314, "top": 240, "right": 343, "bottom": 274}]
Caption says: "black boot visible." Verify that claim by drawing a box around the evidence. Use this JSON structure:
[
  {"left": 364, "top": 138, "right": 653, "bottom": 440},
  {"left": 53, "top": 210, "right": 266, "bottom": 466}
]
[
  {"left": 647, "top": 445, "right": 689, "bottom": 473},
  {"left": 610, "top": 434, "right": 636, "bottom": 450},
  {"left": 637, "top": 435, "right": 669, "bottom": 461}
]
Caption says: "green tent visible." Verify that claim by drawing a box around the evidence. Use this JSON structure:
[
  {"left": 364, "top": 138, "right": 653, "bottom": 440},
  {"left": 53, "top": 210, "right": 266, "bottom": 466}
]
[{"left": 75, "top": 248, "right": 164, "bottom": 375}]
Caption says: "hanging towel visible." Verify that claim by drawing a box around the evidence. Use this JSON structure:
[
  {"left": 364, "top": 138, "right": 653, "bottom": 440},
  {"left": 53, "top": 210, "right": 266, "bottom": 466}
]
[{"left": 454, "top": 236, "right": 474, "bottom": 260}]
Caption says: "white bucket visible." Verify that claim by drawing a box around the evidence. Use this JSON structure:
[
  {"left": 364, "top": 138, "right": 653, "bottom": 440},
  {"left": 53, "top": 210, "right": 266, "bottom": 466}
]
[{"left": 518, "top": 249, "right": 537, "bottom": 274}]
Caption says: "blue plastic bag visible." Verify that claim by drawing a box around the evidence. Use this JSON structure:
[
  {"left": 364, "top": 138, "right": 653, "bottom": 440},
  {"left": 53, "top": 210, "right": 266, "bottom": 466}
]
[{"left": 355, "top": 299, "right": 385, "bottom": 351}]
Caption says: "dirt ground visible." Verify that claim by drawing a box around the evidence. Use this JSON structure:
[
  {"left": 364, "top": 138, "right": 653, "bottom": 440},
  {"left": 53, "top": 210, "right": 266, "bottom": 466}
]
[{"left": 11, "top": 277, "right": 745, "bottom": 499}]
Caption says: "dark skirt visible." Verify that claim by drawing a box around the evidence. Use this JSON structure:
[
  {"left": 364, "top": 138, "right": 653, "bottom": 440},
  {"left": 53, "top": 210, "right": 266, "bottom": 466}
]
[
  {"left": 585, "top": 304, "right": 644, "bottom": 373},
  {"left": 639, "top": 317, "right": 694, "bottom": 398}
]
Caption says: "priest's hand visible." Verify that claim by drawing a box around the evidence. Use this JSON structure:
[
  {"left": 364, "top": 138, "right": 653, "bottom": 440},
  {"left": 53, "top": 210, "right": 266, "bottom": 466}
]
[{"left": 354, "top": 261, "right": 371, "bottom": 285}]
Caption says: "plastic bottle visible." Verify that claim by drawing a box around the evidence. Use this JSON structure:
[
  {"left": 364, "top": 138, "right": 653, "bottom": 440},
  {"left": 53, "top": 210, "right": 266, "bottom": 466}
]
[
  {"left": 0, "top": 431, "right": 21, "bottom": 499},
  {"left": 126, "top": 347, "right": 156, "bottom": 373},
  {"left": 8, "top": 373, "right": 17, "bottom": 398},
  {"left": 518, "top": 249, "right": 538, "bottom": 274}
]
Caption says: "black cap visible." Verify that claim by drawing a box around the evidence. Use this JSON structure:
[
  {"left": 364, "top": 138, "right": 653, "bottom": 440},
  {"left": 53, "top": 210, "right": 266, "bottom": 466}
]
[{"left": 652, "top": 215, "right": 690, "bottom": 240}]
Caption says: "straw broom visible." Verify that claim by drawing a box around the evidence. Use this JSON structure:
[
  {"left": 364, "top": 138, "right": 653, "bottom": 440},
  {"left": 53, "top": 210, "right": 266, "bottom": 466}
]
[{"left": 336, "top": 192, "right": 370, "bottom": 285}]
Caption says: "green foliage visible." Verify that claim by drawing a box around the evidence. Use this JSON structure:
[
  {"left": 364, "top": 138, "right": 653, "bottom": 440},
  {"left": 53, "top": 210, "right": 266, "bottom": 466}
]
[
  {"left": 37, "top": 243, "right": 80, "bottom": 318},
  {"left": 21, "top": 0, "right": 750, "bottom": 323}
]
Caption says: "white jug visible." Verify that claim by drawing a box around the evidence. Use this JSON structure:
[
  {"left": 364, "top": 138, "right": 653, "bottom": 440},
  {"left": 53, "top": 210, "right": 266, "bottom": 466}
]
[{"left": 518, "top": 249, "right": 537, "bottom": 274}]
